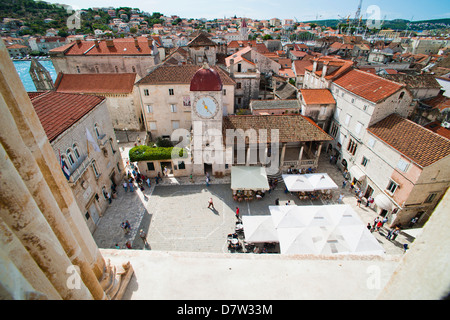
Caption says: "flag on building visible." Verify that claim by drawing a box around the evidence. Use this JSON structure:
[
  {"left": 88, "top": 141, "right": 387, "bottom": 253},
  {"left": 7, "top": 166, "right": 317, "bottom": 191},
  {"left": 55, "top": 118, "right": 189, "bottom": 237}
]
[
  {"left": 86, "top": 127, "right": 101, "bottom": 156},
  {"left": 59, "top": 150, "right": 71, "bottom": 180}
]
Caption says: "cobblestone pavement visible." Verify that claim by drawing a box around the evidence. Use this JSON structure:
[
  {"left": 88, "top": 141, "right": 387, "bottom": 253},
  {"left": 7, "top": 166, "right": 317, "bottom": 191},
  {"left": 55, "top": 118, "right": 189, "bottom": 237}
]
[{"left": 93, "top": 142, "right": 413, "bottom": 256}]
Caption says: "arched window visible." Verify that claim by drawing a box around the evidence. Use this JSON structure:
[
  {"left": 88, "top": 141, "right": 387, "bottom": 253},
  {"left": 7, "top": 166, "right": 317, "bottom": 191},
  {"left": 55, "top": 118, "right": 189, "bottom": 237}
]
[
  {"left": 66, "top": 148, "right": 75, "bottom": 166},
  {"left": 73, "top": 144, "right": 80, "bottom": 159}
]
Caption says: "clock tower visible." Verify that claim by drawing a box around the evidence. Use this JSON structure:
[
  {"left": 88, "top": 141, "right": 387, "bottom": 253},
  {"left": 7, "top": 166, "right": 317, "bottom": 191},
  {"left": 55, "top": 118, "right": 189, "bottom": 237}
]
[{"left": 190, "top": 63, "right": 225, "bottom": 176}]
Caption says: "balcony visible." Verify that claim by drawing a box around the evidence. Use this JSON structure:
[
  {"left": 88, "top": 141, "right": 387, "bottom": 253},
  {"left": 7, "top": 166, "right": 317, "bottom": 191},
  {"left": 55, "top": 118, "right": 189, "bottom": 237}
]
[{"left": 68, "top": 155, "right": 92, "bottom": 184}]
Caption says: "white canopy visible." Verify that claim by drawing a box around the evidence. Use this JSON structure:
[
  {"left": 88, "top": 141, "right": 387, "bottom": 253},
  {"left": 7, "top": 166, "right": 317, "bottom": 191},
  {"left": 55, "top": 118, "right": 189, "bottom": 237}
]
[
  {"left": 282, "top": 173, "right": 338, "bottom": 192},
  {"left": 349, "top": 166, "right": 366, "bottom": 181},
  {"left": 374, "top": 193, "right": 394, "bottom": 211},
  {"left": 269, "top": 204, "right": 385, "bottom": 256},
  {"left": 242, "top": 215, "right": 279, "bottom": 243},
  {"left": 231, "top": 166, "right": 270, "bottom": 191}
]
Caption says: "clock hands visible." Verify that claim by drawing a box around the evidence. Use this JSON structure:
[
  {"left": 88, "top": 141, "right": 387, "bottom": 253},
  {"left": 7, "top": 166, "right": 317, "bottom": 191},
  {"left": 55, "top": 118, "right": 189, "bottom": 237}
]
[{"left": 202, "top": 100, "right": 213, "bottom": 115}]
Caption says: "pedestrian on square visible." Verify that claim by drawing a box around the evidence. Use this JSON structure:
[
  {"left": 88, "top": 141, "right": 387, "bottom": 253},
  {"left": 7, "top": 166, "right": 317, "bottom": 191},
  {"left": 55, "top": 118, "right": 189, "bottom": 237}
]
[
  {"left": 367, "top": 223, "right": 372, "bottom": 231},
  {"left": 342, "top": 180, "right": 347, "bottom": 188},
  {"left": 126, "top": 241, "right": 132, "bottom": 249},
  {"left": 125, "top": 220, "right": 131, "bottom": 232},
  {"left": 235, "top": 207, "right": 240, "bottom": 220},
  {"left": 123, "top": 181, "right": 128, "bottom": 192},
  {"left": 146, "top": 177, "right": 151, "bottom": 188},
  {"left": 366, "top": 196, "right": 373, "bottom": 207},
  {"left": 275, "top": 198, "right": 280, "bottom": 205},
  {"left": 120, "top": 222, "right": 128, "bottom": 234},
  {"left": 375, "top": 220, "right": 383, "bottom": 232},
  {"left": 349, "top": 181, "right": 355, "bottom": 192},
  {"left": 386, "top": 228, "right": 394, "bottom": 240},
  {"left": 129, "top": 181, "right": 134, "bottom": 192},
  {"left": 208, "top": 197, "right": 215, "bottom": 209},
  {"left": 140, "top": 229, "right": 148, "bottom": 246},
  {"left": 338, "top": 193, "right": 344, "bottom": 204},
  {"left": 409, "top": 216, "right": 418, "bottom": 228},
  {"left": 356, "top": 196, "right": 362, "bottom": 207},
  {"left": 206, "top": 176, "right": 210, "bottom": 187},
  {"left": 372, "top": 216, "right": 380, "bottom": 231},
  {"left": 392, "top": 227, "right": 400, "bottom": 241},
  {"left": 115, "top": 243, "right": 120, "bottom": 249}
]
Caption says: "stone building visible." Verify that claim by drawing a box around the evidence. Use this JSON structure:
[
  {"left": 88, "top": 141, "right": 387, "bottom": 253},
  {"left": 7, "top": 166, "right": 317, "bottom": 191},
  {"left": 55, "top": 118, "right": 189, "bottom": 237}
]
[
  {"left": 299, "top": 88, "right": 336, "bottom": 130},
  {"left": 359, "top": 114, "right": 450, "bottom": 227},
  {"left": 302, "top": 56, "right": 354, "bottom": 89},
  {"left": 0, "top": 39, "right": 133, "bottom": 300},
  {"left": 28, "top": 91, "right": 124, "bottom": 233},
  {"left": 49, "top": 37, "right": 160, "bottom": 78},
  {"left": 186, "top": 33, "right": 218, "bottom": 66},
  {"left": 54, "top": 72, "right": 143, "bottom": 131},
  {"left": 135, "top": 64, "right": 235, "bottom": 139}
]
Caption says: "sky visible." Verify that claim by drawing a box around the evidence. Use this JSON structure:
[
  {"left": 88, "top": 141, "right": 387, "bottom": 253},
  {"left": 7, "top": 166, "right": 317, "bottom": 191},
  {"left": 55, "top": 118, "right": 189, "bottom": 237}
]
[{"left": 46, "top": 0, "right": 450, "bottom": 22}]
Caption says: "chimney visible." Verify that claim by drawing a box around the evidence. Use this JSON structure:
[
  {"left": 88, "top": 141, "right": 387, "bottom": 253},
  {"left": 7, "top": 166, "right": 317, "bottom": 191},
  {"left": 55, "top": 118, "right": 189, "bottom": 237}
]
[
  {"left": 106, "top": 39, "right": 114, "bottom": 47},
  {"left": 76, "top": 39, "right": 81, "bottom": 45},
  {"left": 312, "top": 60, "right": 318, "bottom": 73},
  {"left": 94, "top": 40, "right": 99, "bottom": 47},
  {"left": 229, "top": 58, "right": 234, "bottom": 74},
  {"left": 147, "top": 38, "right": 153, "bottom": 48},
  {"left": 322, "top": 62, "right": 328, "bottom": 79},
  {"left": 134, "top": 38, "right": 139, "bottom": 48}
]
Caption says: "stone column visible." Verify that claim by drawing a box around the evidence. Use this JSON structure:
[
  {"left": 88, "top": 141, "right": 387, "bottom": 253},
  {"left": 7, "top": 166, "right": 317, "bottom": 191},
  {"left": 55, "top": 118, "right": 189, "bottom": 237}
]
[
  {"left": 0, "top": 41, "right": 106, "bottom": 280},
  {"left": 280, "top": 143, "right": 287, "bottom": 167},
  {"left": 298, "top": 143, "right": 304, "bottom": 163},
  {"left": 0, "top": 143, "right": 93, "bottom": 300},
  {"left": 0, "top": 39, "right": 109, "bottom": 300},
  {"left": 0, "top": 218, "right": 62, "bottom": 300}
]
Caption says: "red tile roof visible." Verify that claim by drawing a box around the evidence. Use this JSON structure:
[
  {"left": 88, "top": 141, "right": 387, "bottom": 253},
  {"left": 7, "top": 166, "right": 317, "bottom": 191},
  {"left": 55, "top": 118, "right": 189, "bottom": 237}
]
[
  {"left": 50, "top": 37, "right": 156, "bottom": 56},
  {"left": 136, "top": 65, "right": 235, "bottom": 86},
  {"left": 424, "top": 121, "right": 450, "bottom": 140},
  {"left": 368, "top": 114, "right": 450, "bottom": 167},
  {"left": 54, "top": 73, "right": 136, "bottom": 94},
  {"left": 300, "top": 89, "right": 336, "bottom": 105},
  {"left": 333, "top": 69, "right": 404, "bottom": 103},
  {"left": 223, "top": 114, "right": 332, "bottom": 143},
  {"left": 29, "top": 91, "right": 105, "bottom": 142}
]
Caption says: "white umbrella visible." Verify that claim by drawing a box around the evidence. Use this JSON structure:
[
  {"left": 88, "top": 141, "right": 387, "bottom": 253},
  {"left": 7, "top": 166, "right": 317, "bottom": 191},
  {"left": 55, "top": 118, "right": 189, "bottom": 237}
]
[
  {"left": 242, "top": 215, "right": 278, "bottom": 243},
  {"left": 282, "top": 174, "right": 314, "bottom": 192},
  {"left": 231, "top": 166, "right": 270, "bottom": 191},
  {"left": 308, "top": 173, "right": 338, "bottom": 190}
]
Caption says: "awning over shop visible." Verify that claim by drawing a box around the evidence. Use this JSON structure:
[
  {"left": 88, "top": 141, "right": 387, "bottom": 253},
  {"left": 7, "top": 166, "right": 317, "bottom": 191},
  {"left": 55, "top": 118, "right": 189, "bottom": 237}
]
[
  {"left": 374, "top": 193, "right": 394, "bottom": 211},
  {"left": 231, "top": 166, "right": 270, "bottom": 191},
  {"left": 349, "top": 166, "right": 366, "bottom": 181}
]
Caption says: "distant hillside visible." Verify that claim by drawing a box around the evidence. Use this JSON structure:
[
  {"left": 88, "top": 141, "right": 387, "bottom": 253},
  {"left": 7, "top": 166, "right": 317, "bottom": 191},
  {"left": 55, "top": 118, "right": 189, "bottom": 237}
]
[
  {"left": 0, "top": 0, "right": 70, "bottom": 35},
  {"left": 305, "top": 18, "right": 450, "bottom": 30}
]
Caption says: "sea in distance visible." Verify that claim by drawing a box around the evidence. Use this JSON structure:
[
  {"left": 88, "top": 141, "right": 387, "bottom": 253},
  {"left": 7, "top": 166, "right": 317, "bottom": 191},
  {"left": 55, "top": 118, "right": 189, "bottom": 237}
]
[{"left": 13, "top": 59, "right": 57, "bottom": 92}]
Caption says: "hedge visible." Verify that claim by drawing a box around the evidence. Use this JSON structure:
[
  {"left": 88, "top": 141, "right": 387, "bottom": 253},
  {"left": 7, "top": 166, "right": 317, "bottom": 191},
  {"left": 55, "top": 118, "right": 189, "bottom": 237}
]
[{"left": 129, "top": 145, "right": 187, "bottom": 162}]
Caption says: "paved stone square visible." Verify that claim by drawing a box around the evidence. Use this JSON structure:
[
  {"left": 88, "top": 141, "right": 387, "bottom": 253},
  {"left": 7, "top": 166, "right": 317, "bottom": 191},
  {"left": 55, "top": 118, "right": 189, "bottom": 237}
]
[{"left": 93, "top": 145, "right": 413, "bottom": 256}]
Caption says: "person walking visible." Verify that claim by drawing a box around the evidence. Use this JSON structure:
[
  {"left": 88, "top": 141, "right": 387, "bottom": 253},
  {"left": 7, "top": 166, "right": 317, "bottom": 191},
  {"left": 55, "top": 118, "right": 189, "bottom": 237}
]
[
  {"left": 338, "top": 193, "right": 344, "bottom": 204},
  {"left": 356, "top": 196, "right": 362, "bottom": 207},
  {"left": 123, "top": 181, "right": 128, "bottom": 192},
  {"left": 139, "top": 229, "right": 148, "bottom": 246},
  {"left": 124, "top": 220, "right": 131, "bottom": 233},
  {"left": 235, "top": 207, "right": 240, "bottom": 220},
  {"left": 146, "top": 177, "right": 151, "bottom": 188},
  {"left": 391, "top": 227, "right": 400, "bottom": 241},
  {"left": 275, "top": 198, "right": 280, "bottom": 205},
  {"left": 207, "top": 197, "right": 215, "bottom": 210}
]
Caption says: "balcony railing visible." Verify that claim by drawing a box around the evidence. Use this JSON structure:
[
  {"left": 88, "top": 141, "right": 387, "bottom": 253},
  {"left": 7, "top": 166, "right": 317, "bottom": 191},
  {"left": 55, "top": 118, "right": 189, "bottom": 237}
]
[{"left": 68, "top": 155, "right": 92, "bottom": 184}]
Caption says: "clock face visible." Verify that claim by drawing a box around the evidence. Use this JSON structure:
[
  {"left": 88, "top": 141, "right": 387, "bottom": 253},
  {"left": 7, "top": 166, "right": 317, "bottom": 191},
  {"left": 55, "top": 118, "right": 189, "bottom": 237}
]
[{"left": 195, "top": 96, "right": 218, "bottom": 119}]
